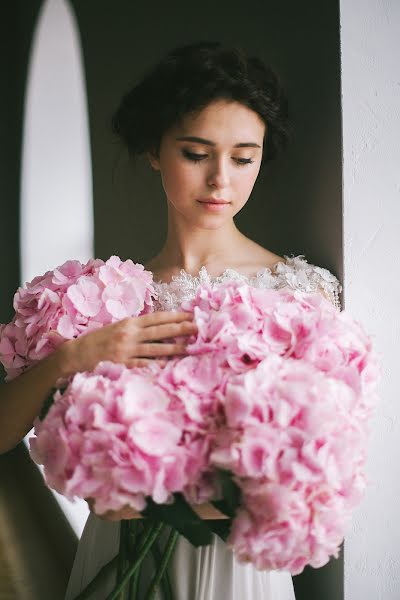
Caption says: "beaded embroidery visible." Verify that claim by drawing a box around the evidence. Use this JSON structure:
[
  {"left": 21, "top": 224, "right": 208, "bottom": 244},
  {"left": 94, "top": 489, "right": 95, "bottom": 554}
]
[{"left": 152, "top": 254, "right": 342, "bottom": 312}]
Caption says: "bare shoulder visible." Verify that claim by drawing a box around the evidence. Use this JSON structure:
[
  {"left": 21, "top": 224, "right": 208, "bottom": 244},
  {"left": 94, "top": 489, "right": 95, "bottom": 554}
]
[
  {"left": 238, "top": 240, "right": 285, "bottom": 273},
  {"left": 259, "top": 249, "right": 286, "bottom": 270},
  {"left": 143, "top": 256, "right": 168, "bottom": 281},
  {"left": 143, "top": 256, "right": 159, "bottom": 272}
]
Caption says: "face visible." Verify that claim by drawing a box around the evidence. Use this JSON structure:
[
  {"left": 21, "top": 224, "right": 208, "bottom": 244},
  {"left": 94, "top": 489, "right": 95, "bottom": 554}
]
[{"left": 147, "top": 99, "right": 265, "bottom": 229}]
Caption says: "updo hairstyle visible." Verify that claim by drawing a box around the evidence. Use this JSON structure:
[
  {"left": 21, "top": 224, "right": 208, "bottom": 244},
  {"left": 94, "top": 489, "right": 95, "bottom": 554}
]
[{"left": 112, "top": 41, "right": 291, "bottom": 166}]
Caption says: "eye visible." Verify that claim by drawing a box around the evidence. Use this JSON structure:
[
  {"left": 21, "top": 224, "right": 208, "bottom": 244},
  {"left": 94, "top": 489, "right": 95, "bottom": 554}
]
[
  {"left": 182, "top": 150, "right": 207, "bottom": 162},
  {"left": 235, "top": 158, "right": 254, "bottom": 165},
  {"left": 182, "top": 149, "right": 255, "bottom": 166}
]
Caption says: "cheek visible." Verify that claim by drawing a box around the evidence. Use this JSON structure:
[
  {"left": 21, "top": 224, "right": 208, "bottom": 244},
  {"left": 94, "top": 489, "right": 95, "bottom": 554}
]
[
  {"left": 163, "top": 162, "right": 200, "bottom": 198},
  {"left": 234, "top": 168, "right": 259, "bottom": 198}
]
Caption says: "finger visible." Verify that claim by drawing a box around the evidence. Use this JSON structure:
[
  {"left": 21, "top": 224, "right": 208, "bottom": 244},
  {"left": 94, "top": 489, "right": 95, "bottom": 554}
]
[
  {"left": 138, "top": 321, "right": 197, "bottom": 342},
  {"left": 96, "top": 506, "right": 142, "bottom": 521},
  {"left": 126, "top": 358, "right": 170, "bottom": 369},
  {"left": 121, "top": 506, "right": 142, "bottom": 519},
  {"left": 98, "top": 511, "right": 119, "bottom": 522},
  {"left": 125, "top": 358, "right": 155, "bottom": 369},
  {"left": 136, "top": 342, "right": 189, "bottom": 357},
  {"left": 138, "top": 311, "right": 194, "bottom": 327},
  {"left": 85, "top": 497, "right": 141, "bottom": 520},
  {"left": 91, "top": 507, "right": 115, "bottom": 521},
  {"left": 155, "top": 358, "right": 168, "bottom": 367}
]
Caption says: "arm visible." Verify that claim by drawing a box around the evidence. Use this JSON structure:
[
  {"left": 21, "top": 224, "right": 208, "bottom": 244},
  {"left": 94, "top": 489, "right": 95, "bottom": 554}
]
[{"left": 0, "top": 342, "right": 74, "bottom": 454}]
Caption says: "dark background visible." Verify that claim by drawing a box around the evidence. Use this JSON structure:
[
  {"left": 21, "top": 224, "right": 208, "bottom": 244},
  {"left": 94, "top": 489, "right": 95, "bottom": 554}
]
[{"left": 0, "top": 1, "right": 343, "bottom": 597}]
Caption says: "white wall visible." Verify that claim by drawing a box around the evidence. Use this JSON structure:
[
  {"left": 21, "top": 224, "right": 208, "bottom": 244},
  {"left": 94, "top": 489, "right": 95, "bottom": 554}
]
[
  {"left": 20, "top": 0, "right": 93, "bottom": 284},
  {"left": 20, "top": 0, "right": 92, "bottom": 537},
  {"left": 340, "top": 1, "right": 400, "bottom": 598}
]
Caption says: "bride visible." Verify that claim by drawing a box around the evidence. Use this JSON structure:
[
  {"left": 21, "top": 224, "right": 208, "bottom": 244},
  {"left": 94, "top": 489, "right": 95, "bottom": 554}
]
[{"left": 0, "top": 41, "right": 341, "bottom": 599}]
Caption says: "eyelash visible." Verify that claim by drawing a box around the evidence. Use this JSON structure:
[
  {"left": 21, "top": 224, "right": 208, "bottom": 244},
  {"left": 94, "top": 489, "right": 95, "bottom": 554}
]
[{"left": 182, "top": 150, "right": 254, "bottom": 166}]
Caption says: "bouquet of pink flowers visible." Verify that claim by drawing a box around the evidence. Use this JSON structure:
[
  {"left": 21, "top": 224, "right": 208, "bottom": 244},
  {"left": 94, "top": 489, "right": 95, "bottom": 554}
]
[{"left": 0, "top": 258, "right": 382, "bottom": 599}]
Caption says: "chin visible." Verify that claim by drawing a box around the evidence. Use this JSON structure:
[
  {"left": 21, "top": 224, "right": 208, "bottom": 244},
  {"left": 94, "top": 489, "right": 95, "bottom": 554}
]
[{"left": 193, "top": 215, "right": 232, "bottom": 230}]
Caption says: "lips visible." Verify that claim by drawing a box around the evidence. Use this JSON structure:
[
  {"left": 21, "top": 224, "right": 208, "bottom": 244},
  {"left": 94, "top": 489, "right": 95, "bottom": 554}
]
[{"left": 198, "top": 198, "right": 230, "bottom": 204}]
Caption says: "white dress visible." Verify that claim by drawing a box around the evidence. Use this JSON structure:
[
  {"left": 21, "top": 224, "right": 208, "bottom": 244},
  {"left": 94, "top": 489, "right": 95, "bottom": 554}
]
[{"left": 64, "top": 254, "right": 342, "bottom": 600}]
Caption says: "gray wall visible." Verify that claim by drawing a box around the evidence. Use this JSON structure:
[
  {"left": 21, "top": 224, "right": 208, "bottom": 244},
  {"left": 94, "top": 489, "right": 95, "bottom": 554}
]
[
  {"left": 71, "top": 0, "right": 343, "bottom": 282},
  {"left": 0, "top": 1, "right": 41, "bottom": 326}
]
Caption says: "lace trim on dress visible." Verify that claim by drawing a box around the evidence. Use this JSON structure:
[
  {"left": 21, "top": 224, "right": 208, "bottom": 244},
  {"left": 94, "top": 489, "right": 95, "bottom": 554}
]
[{"left": 152, "top": 254, "right": 342, "bottom": 313}]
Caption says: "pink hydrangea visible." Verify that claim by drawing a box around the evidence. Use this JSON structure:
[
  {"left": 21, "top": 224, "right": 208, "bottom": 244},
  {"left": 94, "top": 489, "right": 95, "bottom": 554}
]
[
  {"left": 0, "top": 256, "right": 155, "bottom": 381},
  {"left": 179, "top": 281, "right": 381, "bottom": 573},
  {"left": 207, "top": 355, "right": 370, "bottom": 573},
  {"left": 30, "top": 361, "right": 200, "bottom": 513}
]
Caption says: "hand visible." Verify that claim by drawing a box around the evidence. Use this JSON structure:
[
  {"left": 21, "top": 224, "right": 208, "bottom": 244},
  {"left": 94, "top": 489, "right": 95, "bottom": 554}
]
[
  {"left": 85, "top": 497, "right": 143, "bottom": 520},
  {"left": 59, "top": 311, "right": 197, "bottom": 376}
]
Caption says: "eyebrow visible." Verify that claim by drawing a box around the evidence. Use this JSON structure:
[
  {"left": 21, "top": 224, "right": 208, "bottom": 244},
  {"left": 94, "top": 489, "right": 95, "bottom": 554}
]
[{"left": 175, "top": 136, "right": 261, "bottom": 148}]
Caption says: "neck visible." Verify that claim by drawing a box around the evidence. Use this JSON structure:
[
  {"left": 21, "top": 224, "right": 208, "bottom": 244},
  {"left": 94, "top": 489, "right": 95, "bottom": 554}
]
[{"left": 157, "top": 207, "right": 245, "bottom": 274}]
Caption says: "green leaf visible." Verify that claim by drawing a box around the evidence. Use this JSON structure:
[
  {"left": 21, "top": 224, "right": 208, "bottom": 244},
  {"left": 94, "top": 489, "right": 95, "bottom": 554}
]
[
  {"left": 206, "top": 518, "right": 232, "bottom": 542},
  {"left": 142, "top": 493, "right": 213, "bottom": 547},
  {"left": 211, "top": 470, "right": 241, "bottom": 519}
]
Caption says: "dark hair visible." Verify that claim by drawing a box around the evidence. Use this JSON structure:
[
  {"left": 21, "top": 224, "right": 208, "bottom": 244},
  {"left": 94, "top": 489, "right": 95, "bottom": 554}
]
[{"left": 112, "top": 41, "right": 291, "bottom": 166}]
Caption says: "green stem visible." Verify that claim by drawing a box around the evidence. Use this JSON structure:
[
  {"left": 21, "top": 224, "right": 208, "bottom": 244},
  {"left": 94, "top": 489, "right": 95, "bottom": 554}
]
[
  {"left": 127, "top": 567, "right": 140, "bottom": 600},
  {"left": 127, "top": 521, "right": 144, "bottom": 600},
  {"left": 117, "top": 521, "right": 128, "bottom": 595},
  {"left": 149, "top": 535, "right": 174, "bottom": 600},
  {"left": 105, "top": 520, "right": 163, "bottom": 600},
  {"left": 145, "top": 529, "right": 179, "bottom": 600}
]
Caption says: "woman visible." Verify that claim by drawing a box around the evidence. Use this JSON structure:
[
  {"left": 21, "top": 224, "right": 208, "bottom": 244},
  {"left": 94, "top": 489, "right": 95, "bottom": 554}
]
[{"left": 0, "top": 41, "right": 341, "bottom": 599}]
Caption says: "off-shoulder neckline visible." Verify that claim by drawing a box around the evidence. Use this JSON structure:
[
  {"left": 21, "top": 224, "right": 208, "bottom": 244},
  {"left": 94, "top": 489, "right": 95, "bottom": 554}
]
[
  {"left": 152, "top": 254, "right": 300, "bottom": 286},
  {"left": 151, "top": 254, "right": 342, "bottom": 312}
]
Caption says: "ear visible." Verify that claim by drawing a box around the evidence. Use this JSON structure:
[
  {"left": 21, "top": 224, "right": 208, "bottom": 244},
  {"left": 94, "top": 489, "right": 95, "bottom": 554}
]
[{"left": 146, "top": 150, "right": 160, "bottom": 171}]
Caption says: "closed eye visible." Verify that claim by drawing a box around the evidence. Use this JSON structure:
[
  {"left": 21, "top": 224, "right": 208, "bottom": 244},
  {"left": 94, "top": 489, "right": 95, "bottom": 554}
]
[
  {"left": 236, "top": 158, "right": 254, "bottom": 165},
  {"left": 182, "top": 150, "right": 207, "bottom": 162},
  {"left": 182, "top": 150, "right": 254, "bottom": 165}
]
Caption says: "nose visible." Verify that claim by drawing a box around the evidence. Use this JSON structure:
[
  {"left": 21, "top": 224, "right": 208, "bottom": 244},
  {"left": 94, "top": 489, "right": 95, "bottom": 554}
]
[{"left": 206, "top": 156, "right": 230, "bottom": 189}]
